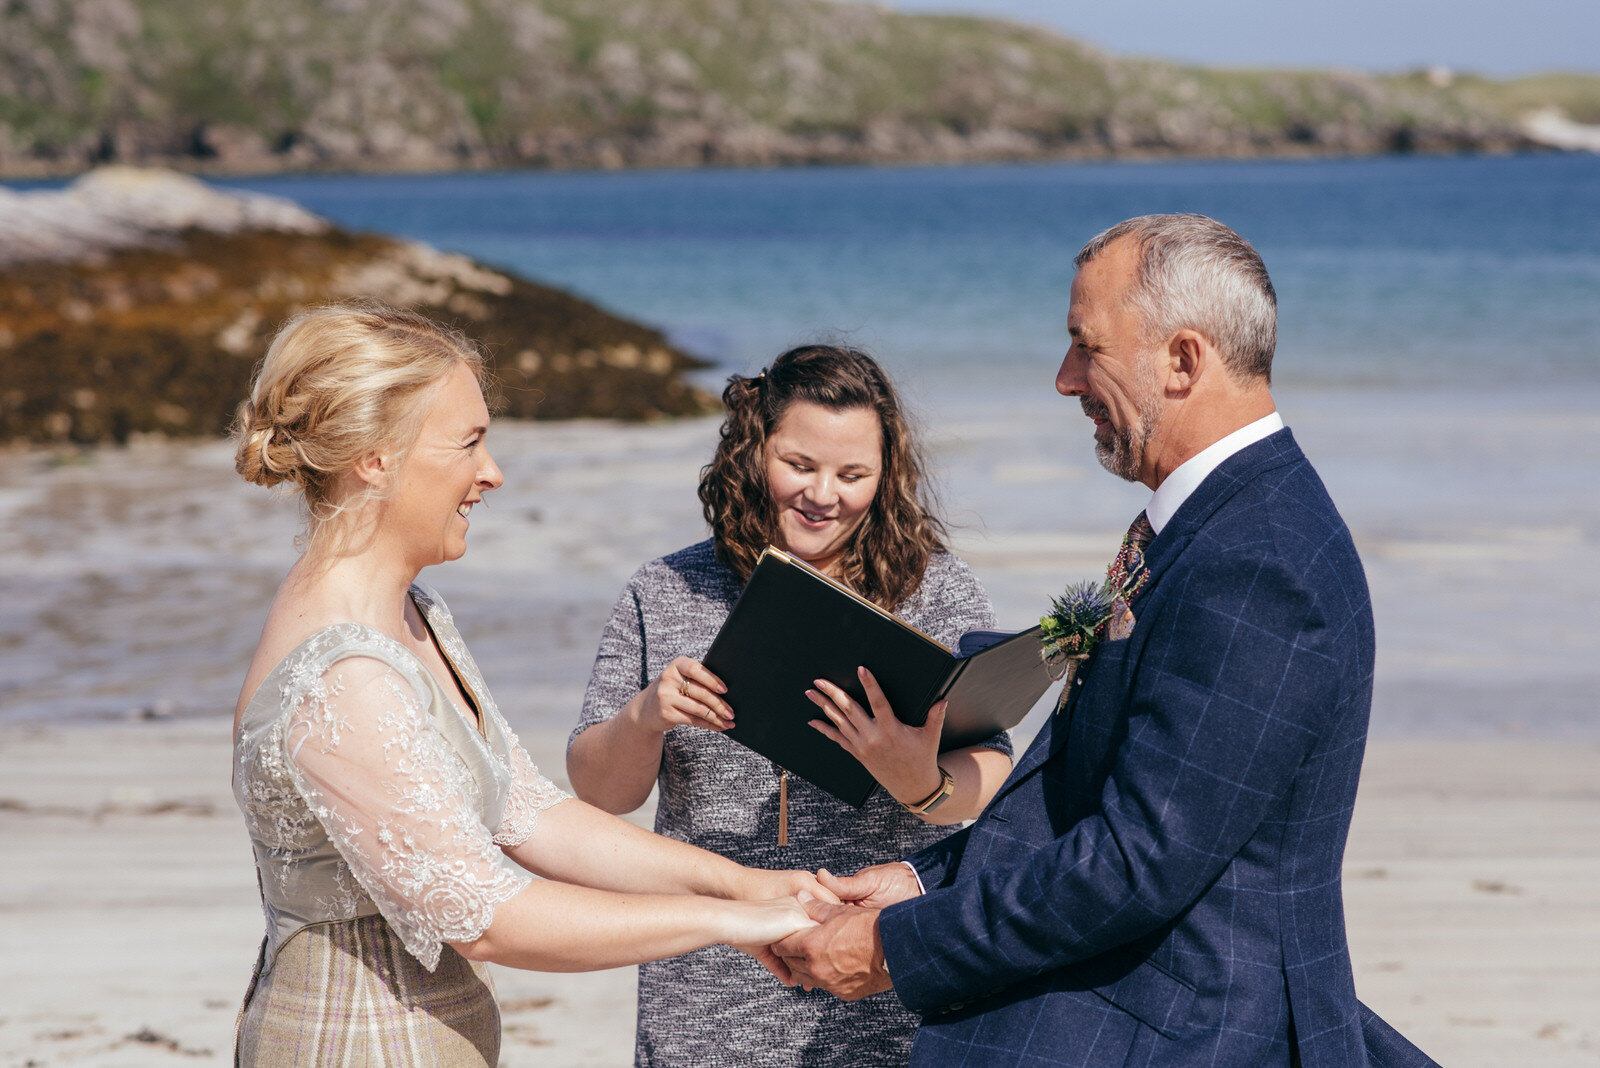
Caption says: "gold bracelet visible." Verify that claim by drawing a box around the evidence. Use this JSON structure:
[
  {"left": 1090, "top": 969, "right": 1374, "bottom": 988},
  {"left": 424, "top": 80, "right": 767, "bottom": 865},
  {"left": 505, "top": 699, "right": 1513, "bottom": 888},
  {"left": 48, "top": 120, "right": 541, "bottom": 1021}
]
[{"left": 903, "top": 765, "right": 955, "bottom": 815}]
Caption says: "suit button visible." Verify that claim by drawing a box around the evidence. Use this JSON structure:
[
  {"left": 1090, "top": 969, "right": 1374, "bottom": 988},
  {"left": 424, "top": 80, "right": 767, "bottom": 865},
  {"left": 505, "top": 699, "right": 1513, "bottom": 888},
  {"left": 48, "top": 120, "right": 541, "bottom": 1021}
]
[{"left": 949, "top": 1001, "right": 966, "bottom": 1011}]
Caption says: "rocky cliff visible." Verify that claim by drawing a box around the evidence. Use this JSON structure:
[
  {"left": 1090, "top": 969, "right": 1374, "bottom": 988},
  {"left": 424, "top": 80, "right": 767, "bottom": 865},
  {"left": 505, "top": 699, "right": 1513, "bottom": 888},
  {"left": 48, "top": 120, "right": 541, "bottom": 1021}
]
[
  {"left": 2, "top": 0, "right": 1591, "bottom": 178},
  {"left": 0, "top": 168, "right": 714, "bottom": 445}
]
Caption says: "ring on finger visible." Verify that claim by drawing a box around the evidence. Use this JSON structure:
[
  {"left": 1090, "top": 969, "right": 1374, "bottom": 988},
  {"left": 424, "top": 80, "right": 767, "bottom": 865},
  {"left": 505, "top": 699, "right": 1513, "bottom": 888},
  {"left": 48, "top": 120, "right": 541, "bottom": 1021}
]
[{"left": 678, "top": 679, "right": 690, "bottom": 696}]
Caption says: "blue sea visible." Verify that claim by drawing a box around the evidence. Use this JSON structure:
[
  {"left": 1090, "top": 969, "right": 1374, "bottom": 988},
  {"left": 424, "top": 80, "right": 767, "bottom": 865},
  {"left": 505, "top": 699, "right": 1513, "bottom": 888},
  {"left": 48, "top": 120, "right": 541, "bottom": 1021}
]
[
  {"left": 218, "top": 153, "right": 1600, "bottom": 404},
  {"left": 2, "top": 154, "right": 1597, "bottom": 735}
]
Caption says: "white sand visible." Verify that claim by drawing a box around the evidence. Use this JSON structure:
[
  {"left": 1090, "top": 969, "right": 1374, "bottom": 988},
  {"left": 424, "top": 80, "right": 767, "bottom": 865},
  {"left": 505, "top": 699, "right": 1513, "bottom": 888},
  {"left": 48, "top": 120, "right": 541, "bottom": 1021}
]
[{"left": 1, "top": 721, "right": 1595, "bottom": 1066}]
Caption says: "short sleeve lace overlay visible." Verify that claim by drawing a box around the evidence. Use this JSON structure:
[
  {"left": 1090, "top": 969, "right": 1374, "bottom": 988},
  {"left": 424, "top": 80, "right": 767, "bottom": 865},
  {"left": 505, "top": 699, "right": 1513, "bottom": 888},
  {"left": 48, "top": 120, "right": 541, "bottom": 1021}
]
[{"left": 233, "top": 585, "right": 570, "bottom": 973}]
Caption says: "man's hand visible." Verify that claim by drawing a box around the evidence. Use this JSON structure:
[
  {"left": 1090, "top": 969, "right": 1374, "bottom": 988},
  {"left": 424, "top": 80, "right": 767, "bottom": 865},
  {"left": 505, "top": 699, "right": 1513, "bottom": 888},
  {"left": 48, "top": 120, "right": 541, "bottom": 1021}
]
[
  {"left": 738, "top": 941, "right": 800, "bottom": 987},
  {"left": 771, "top": 899, "right": 892, "bottom": 1001},
  {"left": 818, "top": 862, "right": 922, "bottom": 910}
]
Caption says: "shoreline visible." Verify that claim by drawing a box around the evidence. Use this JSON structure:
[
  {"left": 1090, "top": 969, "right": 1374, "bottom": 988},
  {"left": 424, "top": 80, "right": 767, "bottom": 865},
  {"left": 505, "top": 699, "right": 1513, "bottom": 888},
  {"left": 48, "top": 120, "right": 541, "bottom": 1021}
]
[
  {"left": 0, "top": 143, "right": 1564, "bottom": 188},
  {"left": 0, "top": 718, "right": 1594, "bottom": 1065},
  {"left": 2, "top": 387, "right": 1597, "bottom": 738}
]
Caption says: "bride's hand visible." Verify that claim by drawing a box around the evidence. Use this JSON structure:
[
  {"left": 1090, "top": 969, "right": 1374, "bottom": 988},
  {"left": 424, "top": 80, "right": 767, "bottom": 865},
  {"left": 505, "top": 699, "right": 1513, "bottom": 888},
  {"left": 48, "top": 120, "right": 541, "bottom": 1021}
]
[
  {"left": 806, "top": 667, "right": 945, "bottom": 808},
  {"left": 738, "top": 867, "right": 841, "bottom": 906},
  {"left": 631, "top": 656, "right": 733, "bottom": 733},
  {"left": 730, "top": 895, "right": 819, "bottom": 986},
  {"left": 737, "top": 897, "right": 816, "bottom": 945}
]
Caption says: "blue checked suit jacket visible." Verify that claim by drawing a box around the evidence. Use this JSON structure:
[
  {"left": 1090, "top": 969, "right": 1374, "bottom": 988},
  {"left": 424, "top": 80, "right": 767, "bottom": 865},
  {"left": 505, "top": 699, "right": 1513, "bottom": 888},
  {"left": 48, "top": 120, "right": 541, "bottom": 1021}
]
[{"left": 878, "top": 430, "right": 1436, "bottom": 1067}]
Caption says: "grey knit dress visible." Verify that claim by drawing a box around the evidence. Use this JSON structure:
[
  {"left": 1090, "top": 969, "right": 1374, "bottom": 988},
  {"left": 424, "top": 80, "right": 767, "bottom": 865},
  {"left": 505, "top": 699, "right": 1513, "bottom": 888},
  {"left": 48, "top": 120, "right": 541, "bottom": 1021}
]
[{"left": 571, "top": 539, "right": 1010, "bottom": 1067}]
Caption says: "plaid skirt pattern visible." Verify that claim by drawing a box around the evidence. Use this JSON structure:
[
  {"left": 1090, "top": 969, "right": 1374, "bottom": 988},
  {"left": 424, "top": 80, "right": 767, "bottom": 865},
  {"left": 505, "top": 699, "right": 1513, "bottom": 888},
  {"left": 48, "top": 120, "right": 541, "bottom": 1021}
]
[{"left": 236, "top": 914, "right": 499, "bottom": 1066}]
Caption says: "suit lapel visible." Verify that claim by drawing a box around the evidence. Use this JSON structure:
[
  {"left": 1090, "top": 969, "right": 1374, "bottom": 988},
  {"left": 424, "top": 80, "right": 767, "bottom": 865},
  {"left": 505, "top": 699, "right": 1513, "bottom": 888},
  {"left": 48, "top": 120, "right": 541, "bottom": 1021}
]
[{"left": 991, "top": 430, "right": 1307, "bottom": 803}]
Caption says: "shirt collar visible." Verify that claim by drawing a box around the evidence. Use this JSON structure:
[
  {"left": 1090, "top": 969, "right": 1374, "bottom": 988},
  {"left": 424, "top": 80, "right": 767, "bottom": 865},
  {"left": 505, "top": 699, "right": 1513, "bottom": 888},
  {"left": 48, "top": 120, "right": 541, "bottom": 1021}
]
[{"left": 1146, "top": 412, "right": 1284, "bottom": 535}]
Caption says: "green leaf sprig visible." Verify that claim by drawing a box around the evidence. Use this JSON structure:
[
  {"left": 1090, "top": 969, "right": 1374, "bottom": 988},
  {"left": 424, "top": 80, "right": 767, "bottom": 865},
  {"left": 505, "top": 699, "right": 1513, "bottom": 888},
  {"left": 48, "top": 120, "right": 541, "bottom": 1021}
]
[{"left": 1038, "top": 579, "right": 1115, "bottom": 662}]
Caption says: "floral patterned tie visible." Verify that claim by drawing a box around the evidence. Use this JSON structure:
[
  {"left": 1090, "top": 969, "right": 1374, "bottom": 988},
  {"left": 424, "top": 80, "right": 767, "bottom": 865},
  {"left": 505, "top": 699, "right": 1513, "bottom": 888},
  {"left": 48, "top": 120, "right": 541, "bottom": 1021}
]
[{"left": 1105, "top": 510, "right": 1154, "bottom": 641}]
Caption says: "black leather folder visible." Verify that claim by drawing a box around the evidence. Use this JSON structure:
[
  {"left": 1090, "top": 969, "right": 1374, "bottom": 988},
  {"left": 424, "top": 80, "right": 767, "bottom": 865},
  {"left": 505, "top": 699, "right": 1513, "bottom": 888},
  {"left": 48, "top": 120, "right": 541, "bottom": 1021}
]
[{"left": 703, "top": 547, "right": 1060, "bottom": 807}]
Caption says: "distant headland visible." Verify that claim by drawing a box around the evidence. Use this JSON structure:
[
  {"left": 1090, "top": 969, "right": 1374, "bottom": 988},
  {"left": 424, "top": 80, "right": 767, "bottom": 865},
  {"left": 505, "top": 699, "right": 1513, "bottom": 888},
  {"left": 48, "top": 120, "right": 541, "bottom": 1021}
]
[{"left": 1, "top": 0, "right": 1597, "bottom": 180}]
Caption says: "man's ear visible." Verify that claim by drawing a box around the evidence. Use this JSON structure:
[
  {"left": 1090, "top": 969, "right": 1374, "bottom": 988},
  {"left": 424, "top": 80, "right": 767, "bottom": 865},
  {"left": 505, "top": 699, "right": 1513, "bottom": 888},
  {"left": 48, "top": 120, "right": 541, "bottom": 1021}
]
[
  {"left": 352, "top": 451, "right": 389, "bottom": 489},
  {"left": 1165, "top": 330, "right": 1207, "bottom": 393}
]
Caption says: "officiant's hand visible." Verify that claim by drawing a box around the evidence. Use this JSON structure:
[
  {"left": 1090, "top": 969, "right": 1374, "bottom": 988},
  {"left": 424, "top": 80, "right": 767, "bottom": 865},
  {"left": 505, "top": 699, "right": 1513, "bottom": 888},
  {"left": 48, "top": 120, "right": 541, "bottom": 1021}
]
[
  {"left": 632, "top": 656, "right": 733, "bottom": 733},
  {"left": 806, "top": 667, "right": 945, "bottom": 806},
  {"left": 816, "top": 862, "right": 922, "bottom": 910},
  {"left": 772, "top": 898, "right": 892, "bottom": 1001}
]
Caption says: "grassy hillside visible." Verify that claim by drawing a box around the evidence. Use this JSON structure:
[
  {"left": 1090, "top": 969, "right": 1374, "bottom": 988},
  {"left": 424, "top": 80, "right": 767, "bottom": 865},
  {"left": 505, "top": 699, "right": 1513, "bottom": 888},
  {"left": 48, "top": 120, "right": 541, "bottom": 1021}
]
[
  {"left": 0, "top": 0, "right": 1592, "bottom": 176},
  {"left": 1448, "top": 72, "right": 1600, "bottom": 124}
]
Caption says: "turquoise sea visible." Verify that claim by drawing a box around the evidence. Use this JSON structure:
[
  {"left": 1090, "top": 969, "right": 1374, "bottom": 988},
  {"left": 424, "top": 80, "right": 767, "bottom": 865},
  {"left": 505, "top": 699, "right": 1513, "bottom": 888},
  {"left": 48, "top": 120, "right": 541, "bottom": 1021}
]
[{"left": 219, "top": 153, "right": 1600, "bottom": 402}]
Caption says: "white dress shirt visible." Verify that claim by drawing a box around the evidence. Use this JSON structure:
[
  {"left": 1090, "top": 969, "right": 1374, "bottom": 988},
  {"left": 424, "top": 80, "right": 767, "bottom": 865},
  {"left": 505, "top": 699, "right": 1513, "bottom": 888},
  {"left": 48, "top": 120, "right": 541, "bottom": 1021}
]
[{"left": 1145, "top": 412, "right": 1283, "bottom": 535}]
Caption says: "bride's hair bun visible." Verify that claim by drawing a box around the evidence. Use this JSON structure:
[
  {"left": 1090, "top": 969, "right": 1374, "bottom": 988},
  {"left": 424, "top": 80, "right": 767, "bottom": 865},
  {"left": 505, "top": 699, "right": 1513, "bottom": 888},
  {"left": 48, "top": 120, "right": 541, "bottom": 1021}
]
[
  {"left": 232, "top": 303, "right": 486, "bottom": 527},
  {"left": 234, "top": 404, "right": 301, "bottom": 489}
]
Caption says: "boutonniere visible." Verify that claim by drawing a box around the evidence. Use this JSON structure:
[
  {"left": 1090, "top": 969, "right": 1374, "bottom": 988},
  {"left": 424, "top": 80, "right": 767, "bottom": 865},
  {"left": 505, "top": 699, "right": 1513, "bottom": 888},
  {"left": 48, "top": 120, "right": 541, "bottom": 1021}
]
[
  {"left": 1038, "top": 580, "right": 1115, "bottom": 670},
  {"left": 1038, "top": 541, "right": 1152, "bottom": 683}
]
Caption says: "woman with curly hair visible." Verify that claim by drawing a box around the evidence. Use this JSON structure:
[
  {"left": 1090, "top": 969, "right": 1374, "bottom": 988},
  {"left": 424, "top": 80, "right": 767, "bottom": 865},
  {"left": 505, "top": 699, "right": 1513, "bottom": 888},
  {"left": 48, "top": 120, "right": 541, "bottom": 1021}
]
[{"left": 567, "top": 344, "right": 1013, "bottom": 1066}]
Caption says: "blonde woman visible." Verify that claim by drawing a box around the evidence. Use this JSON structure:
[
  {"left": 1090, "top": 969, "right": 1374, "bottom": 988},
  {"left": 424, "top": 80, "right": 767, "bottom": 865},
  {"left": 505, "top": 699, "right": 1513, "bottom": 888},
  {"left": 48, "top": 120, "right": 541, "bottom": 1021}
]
[{"left": 231, "top": 305, "right": 821, "bottom": 1065}]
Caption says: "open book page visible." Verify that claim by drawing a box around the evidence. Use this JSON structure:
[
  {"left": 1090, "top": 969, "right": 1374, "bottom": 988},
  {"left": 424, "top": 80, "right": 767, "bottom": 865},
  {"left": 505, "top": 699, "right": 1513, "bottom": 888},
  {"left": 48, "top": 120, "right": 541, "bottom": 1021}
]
[{"left": 940, "top": 625, "right": 1059, "bottom": 751}]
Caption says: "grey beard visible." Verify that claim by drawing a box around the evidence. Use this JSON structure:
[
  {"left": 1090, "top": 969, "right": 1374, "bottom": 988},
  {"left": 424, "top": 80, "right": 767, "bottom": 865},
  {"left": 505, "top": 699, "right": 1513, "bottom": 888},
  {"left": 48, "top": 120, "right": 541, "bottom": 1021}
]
[
  {"left": 1084, "top": 401, "right": 1151, "bottom": 483},
  {"left": 1081, "top": 369, "right": 1160, "bottom": 483},
  {"left": 1095, "top": 429, "right": 1144, "bottom": 482}
]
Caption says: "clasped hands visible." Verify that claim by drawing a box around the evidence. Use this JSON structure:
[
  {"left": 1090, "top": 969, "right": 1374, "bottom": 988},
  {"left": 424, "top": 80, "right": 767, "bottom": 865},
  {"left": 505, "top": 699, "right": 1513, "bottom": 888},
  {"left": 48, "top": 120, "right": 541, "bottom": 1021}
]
[{"left": 754, "top": 861, "right": 923, "bottom": 1001}]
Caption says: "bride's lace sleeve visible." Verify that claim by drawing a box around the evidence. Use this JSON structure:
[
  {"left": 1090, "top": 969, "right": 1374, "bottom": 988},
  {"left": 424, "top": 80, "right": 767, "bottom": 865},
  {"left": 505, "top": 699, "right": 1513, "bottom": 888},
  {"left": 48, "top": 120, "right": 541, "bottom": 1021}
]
[
  {"left": 281, "top": 654, "right": 533, "bottom": 971},
  {"left": 490, "top": 709, "right": 573, "bottom": 848}
]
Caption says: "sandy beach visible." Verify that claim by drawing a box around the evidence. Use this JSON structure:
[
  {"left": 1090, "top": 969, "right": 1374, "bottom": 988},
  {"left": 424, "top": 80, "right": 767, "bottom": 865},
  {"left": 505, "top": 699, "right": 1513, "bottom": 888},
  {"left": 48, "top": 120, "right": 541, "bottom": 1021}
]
[
  {"left": 2, "top": 387, "right": 1597, "bottom": 1065},
  {"left": 1, "top": 721, "right": 1595, "bottom": 1066}
]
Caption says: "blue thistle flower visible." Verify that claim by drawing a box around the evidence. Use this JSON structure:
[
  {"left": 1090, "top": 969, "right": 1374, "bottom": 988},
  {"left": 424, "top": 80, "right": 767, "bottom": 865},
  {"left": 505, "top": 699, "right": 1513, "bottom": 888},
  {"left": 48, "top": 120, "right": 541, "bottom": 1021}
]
[{"left": 1038, "top": 579, "right": 1116, "bottom": 661}]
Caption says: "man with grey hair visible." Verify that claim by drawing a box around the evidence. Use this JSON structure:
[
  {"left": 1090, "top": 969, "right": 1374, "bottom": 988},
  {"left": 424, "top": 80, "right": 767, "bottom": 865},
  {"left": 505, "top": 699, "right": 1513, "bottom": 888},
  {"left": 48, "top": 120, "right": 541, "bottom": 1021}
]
[{"left": 775, "top": 214, "right": 1435, "bottom": 1066}]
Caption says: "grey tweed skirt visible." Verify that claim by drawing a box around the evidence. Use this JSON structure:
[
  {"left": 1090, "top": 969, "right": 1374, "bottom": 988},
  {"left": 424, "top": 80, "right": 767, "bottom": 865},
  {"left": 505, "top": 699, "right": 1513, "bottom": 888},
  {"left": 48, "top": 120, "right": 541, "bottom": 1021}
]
[{"left": 236, "top": 915, "right": 499, "bottom": 1066}]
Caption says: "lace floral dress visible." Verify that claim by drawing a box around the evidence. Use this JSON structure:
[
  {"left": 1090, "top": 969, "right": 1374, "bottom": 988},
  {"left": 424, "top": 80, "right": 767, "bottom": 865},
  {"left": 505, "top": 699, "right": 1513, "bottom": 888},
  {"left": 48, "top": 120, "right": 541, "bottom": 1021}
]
[{"left": 233, "top": 585, "right": 570, "bottom": 1066}]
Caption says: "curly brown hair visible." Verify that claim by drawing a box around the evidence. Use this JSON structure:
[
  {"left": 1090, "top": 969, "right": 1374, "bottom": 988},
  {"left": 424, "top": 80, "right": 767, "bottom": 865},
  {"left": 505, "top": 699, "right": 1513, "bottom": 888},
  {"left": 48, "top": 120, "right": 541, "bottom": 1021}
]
[{"left": 697, "top": 344, "right": 947, "bottom": 610}]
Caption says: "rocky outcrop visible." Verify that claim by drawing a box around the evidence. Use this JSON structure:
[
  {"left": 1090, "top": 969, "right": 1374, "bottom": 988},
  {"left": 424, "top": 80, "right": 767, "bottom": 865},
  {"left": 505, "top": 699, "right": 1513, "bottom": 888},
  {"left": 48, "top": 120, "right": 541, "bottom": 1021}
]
[
  {"left": 0, "top": 0, "right": 1576, "bottom": 180},
  {"left": 1520, "top": 108, "right": 1600, "bottom": 152},
  {"left": 0, "top": 168, "right": 714, "bottom": 445}
]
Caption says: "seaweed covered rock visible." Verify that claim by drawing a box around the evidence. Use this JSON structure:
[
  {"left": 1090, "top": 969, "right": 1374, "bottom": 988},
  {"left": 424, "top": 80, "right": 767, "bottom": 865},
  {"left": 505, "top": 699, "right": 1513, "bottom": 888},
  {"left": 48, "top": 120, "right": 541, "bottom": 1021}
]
[{"left": 0, "top": 168, "right": 715, "bottom": 445}]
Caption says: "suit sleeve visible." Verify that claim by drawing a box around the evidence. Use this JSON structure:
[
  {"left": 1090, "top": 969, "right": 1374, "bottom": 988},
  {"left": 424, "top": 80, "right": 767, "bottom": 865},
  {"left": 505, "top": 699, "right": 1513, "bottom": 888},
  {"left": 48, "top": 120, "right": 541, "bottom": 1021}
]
[
  {"left": 880, "top": 544, "right": 1342, "bottom": 1013},
  {"left": 902, "top": 822, "right": 977, "bottom": 890}
]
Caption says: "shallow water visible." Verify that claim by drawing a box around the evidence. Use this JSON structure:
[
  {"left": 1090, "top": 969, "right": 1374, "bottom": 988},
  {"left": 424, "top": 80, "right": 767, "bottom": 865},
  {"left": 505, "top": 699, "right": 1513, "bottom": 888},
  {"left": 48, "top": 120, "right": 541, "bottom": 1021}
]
[
  {"left": 3, "top": 155, "right": 1597, "bottom": 737},
  {"left": 1, "top": 382, "right": 1595, "bottom": 738}
]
